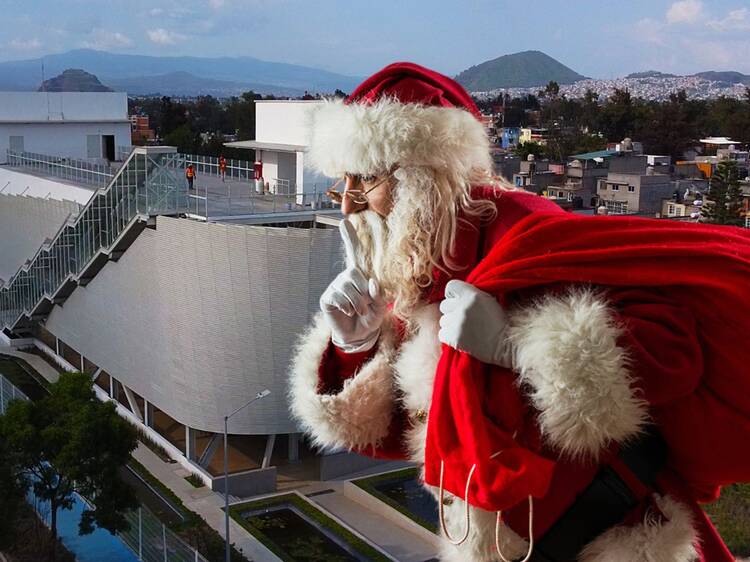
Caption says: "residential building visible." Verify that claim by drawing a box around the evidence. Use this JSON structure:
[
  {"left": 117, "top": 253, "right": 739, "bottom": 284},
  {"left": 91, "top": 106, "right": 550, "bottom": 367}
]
[
  {"left": 519, "top": 127, "right": 548, "bottom": 145},
  {"left": 130, "top": 114, "right": 155, "bottom": 144},
  {"left": 0, "top": 92, "right": 131, "bottom": 163},
  {"left": 556, "top": 149, "right": 616, "bottom": 207},
  {"left": 512, "top": 156, "right": 565, "bottom": 195},
  {"left": 596, "top": 152, "right": 673, "bottom": 215},
  {"left": 500, "top": 126, "right": 521, "bottom": 148}
]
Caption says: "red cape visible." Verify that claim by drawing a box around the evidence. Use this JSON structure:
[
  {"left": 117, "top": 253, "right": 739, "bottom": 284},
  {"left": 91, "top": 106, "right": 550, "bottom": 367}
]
[{"left": 424, "top": 211, "right": 750, "bottom": 512}]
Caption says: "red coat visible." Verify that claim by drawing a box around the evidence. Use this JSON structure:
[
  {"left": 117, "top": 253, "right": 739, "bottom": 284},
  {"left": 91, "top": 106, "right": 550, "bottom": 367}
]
[{"left": 298, "top": 189, "right": 742, "bottom": 561}]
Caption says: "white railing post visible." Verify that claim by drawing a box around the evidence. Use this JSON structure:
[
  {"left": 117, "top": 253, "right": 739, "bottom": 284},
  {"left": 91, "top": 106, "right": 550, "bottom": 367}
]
[{"left": 162, "top": 523, "right": 168, "bottom": 562}]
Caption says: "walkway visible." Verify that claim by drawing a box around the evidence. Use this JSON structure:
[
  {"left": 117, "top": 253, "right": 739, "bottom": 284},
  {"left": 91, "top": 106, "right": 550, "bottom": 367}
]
[
  {"left": 132, "top": 444, "right": 281, "bottom": 562},
  {"left": 0, "top": 345, "right": 61, "bottom": 384}
]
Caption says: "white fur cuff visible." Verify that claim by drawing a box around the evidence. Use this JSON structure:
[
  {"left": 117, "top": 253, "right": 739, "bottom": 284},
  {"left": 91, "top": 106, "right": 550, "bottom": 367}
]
[
  {"left": 288, "top": 313, "right": 397, "bottom": 452},
  {"left": 580, "top": 495, "right": 699, "bottom": 562},
  {"left": 508, "top": 288, "right": 649, "bottom": 459}
]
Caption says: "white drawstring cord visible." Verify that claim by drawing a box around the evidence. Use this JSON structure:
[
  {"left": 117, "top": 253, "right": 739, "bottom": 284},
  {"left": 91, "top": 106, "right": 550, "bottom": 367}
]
[
  {"left": 495, "top": 495, "right": 534, "bottom": 562},
  {"left": 438, "top": 460, "right": 477, "bottom": 545}
]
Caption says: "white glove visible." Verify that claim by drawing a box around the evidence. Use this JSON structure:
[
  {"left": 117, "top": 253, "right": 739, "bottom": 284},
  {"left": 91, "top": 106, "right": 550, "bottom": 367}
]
[
  {"left": 320, "top": 220, "right": 386, "bottom": 353},
  {"left": 438, "top": 279, "right": 511, "bottom": 367}
]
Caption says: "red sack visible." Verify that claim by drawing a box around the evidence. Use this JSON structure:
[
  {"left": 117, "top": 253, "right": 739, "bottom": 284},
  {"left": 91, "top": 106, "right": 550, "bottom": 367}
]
[{"left": 424, "top": 211, "right": 750, "bottom": 511}]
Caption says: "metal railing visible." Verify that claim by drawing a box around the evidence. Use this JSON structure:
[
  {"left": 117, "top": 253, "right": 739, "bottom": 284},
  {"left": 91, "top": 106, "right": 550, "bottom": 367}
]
[
  {"left": 186, "top": 184, "right": 339, "bottom": 220},
  {"left": 0, "top": 147, "right": 188, "bottom": 330},
  {"left": 120, "top": 507, "right": 209, "bottom": 562},
  {"left": 0, "top": 373, "right": 30, "bottom": 413},
  {"left": 6, "top": 150, "right": 116, "bottom": 188}
]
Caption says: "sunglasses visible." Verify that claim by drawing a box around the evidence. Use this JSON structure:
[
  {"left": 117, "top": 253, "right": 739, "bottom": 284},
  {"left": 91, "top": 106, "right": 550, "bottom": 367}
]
[{"left": 326, "top": 172, "right": 394, "bottom": 205}]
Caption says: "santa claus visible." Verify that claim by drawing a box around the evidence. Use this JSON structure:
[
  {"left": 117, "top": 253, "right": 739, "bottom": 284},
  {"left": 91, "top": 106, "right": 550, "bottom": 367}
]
[{"left": 288, "top": 62, "right": 748, "bottom": 561}]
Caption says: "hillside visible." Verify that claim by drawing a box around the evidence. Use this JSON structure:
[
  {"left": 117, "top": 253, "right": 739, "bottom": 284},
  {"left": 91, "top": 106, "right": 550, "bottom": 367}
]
[
  {"left": 455, "top": 50, "right": 586, "bottom": 91},
  {"left": 38, "top": 68, "right": 112, "bottom": 92},
  {"left": 106, "top": 71, "right": 302, "bottom": 97},
  {"left": 0, "top": 49, "right": 361, "bottom": 95}
]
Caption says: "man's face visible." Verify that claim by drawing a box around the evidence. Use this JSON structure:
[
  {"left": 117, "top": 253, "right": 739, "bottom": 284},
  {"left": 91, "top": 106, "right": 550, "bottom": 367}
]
[{"left": 342, "top": 173, "right": 395, "bottom": 217}]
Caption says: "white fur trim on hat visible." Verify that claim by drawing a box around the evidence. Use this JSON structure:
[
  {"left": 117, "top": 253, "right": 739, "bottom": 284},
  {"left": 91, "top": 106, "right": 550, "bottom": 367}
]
[
  {"left": 305, "top": 97, "right": 492, "bottom": 178},
  {"left": 508, "top": 288, "right": 649, "bottom": 459},
  {"left": 288, "top": 312, "right": 397, "bottom": 452},
  {"left": 579, "top": 494, "right": 699, "bottom": 562}
]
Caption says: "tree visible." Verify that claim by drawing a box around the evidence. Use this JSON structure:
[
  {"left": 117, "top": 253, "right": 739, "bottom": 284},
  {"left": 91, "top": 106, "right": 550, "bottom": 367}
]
[
  {"left": 514, "top": 141, "right": 546, "bottom": 160},
  {"left": 0, "top": 436, "right": 26, "bottom": 550},
  {"left": 701, "top": 159, "right": 744, "bottom": 226},
  {"left": 0, "top": 372, "right": 138, "bottom": 559}
]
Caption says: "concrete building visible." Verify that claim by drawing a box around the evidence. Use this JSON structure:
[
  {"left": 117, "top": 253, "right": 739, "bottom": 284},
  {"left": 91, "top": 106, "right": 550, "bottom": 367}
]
[
  {"left": 512, "top": 156, "right": 565, "bottom": 196},
  {"left": 596, "top": 153, "right": 674, "bottom": 215},
  {"left": 225, "top": 100, "right": 331, "bottom": 200},
  {"left": 519, "top": 127, "right": 548, "bottom": 145},
  {"left": 0, "top": 92, "right": 131, "bottom": 163},
  {"left": 552, "top": 149, "right": 616, "bottom": 207},
  {"left": 0, "top": 144, "right": 369, "bottom": 498}
]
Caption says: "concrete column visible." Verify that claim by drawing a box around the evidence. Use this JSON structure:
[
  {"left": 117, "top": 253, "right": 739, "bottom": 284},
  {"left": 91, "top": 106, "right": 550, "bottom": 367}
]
[
  {"left": 261, "top": 434, "right": 276, "bottom": 469},
  {"left": 185, "top": 427, "right": 197, "bottom": 461},
  {"left": 109, "top": 374, "right": 115, "bottom": 398},
  {"left": 288, "top": 433, "right": 300, "bottom": 463}
]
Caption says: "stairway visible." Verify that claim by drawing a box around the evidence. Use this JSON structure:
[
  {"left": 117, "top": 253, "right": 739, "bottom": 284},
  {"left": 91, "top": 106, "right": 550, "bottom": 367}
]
[{"left": 0, "top": 147, "right": 188, "bottom": 334}]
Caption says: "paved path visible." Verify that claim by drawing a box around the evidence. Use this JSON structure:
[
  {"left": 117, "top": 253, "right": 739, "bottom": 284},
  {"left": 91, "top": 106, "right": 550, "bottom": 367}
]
[
  {"left": 0, "top": 346, "right": 61, "bottom": 384},
  {"left": 132, "top": 444, "right": 281, "bottom": 562},
  {"left": 310, "top": 481, "right": 439, "bottom": 562}
]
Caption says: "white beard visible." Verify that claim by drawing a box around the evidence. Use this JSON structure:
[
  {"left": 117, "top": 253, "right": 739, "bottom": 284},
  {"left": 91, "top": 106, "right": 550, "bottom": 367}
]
[{"left": 346, "top": 168, "right": 438, "bottom": 319}]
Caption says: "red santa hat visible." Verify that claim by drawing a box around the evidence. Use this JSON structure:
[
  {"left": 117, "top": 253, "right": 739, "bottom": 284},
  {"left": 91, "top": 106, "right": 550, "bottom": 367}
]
[{"left": 306, "top": 62, "right": 492, "bottom": 178}]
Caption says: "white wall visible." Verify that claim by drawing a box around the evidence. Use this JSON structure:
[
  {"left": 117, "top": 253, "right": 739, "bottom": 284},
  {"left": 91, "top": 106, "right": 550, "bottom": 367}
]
[
  {"left": 0, "top": 167, "right": 95, "bottom": 204},
  {"left": 43, "top": 216, "right": 343, "bottom": 435},
  {"left": 0, "top": 122, "right": 131, "bottom": 163},
  {"left": 255, "top": 100, "right": 321, "bottom": 145},
  {"left": 0, "top": 92, "right": 128, "bottom": 122}
]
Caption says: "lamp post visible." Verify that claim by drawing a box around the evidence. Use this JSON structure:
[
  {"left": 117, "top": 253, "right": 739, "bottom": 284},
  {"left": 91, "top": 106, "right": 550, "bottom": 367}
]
[{"left": 224, "top": 389, "right": 271, "bottom": 562}]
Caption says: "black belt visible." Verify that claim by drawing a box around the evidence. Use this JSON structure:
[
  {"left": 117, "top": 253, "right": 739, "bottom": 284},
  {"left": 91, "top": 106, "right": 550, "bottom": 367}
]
[{"left": 529, "top": 430, "right": 667, "bottom": 562}]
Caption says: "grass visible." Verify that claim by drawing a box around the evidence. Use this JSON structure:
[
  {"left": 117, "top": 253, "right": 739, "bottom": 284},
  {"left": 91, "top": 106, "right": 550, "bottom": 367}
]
[
  {"left": 185, "top": 473, "right": 205, "bottom": 488},
  {"left": 128, "top": 458, "right": 249, "bottom": 562},
  {"left": 135, "top": 427, "right": 175, "bottom": 463},
  {"left": 704, "top": 483, "right": 750, "bottom": 557},
  {"left": 229, "top": 492, "right": 392, "bottom": 562},
  {"left": 352, "top": 467, "right": 438, "bottom": 533}
]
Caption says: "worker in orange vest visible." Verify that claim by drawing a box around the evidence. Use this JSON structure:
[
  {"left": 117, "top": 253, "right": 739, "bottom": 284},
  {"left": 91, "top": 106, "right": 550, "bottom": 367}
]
[
  {"left": 186, "top": 164, "right": 196, "bottom": 190},
  {"left": 219, "top": 155, "right": 227, "bottom": 183}
]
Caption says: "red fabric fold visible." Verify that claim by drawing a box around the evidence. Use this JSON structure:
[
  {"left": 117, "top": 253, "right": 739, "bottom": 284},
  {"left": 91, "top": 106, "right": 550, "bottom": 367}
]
[{"left": 424, "top": 211, "right": 750, "bottom": 512}]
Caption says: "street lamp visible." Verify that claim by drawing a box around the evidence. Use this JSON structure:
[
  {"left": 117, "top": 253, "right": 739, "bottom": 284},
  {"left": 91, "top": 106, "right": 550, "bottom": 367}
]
[{"left": 224, "top": 389, "right": 271, "bottom": 562}]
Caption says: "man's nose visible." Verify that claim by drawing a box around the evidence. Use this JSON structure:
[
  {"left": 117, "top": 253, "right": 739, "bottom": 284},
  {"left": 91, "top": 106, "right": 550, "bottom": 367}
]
[{"left": 342, "top": 175, "right": 367, "bottom": 215}]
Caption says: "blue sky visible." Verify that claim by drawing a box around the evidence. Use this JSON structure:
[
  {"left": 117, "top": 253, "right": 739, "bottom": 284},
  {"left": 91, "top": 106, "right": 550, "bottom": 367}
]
[{"left": 1, "top": 0, "right": 749, "bottom": 77}]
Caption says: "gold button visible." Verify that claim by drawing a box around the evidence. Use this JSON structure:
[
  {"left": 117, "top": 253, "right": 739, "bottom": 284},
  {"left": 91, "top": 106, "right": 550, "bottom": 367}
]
[
  {"left": 414, "top": 409, "right": 427, "bottom": 423},
  {"left": 442, "top": 496, "right": 454, "bottom": 506}
]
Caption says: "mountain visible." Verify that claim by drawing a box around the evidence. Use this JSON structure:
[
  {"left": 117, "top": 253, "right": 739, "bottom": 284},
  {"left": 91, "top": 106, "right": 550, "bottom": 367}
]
[
  {"left": 455, "top": 51, "right": 587, "bottom": 91},
  {"left": 38, "top": 68, "right": 113, "bottom": 92},
  {"left": 105, "top": 71, "right": 303, "bottom": 97},
  {"left": 626, "top": 70, "right": 677, "bottom": 79},
  {"left": 0, "top": 49, "right": 361, "bottom": 95},
  {"left": 692, "top": 71, "right": 750, "bottom": 85}
]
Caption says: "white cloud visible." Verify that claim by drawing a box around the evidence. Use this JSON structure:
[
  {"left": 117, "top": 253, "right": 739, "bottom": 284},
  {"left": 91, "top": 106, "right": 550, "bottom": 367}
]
[
  {"left": 9, "top": 38, "right": 43, "bottom": 51},
  {"left": 666, "top": 0, "right": 704, "bottom": 24},
  {"left": 149, "top": 8, "right": 165, "bottom": 16},
  {"left": 707, "top": 8, "right": 750, "bottom": 32},
  {"left": 209, "top": 0, "right": 226, "bottom": 8},
  {"left": 147, "top": 28, "right": 187, "bottom": 45},
  {"left": 81, "top": 29, "right": 133, "bottom": 50}
]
